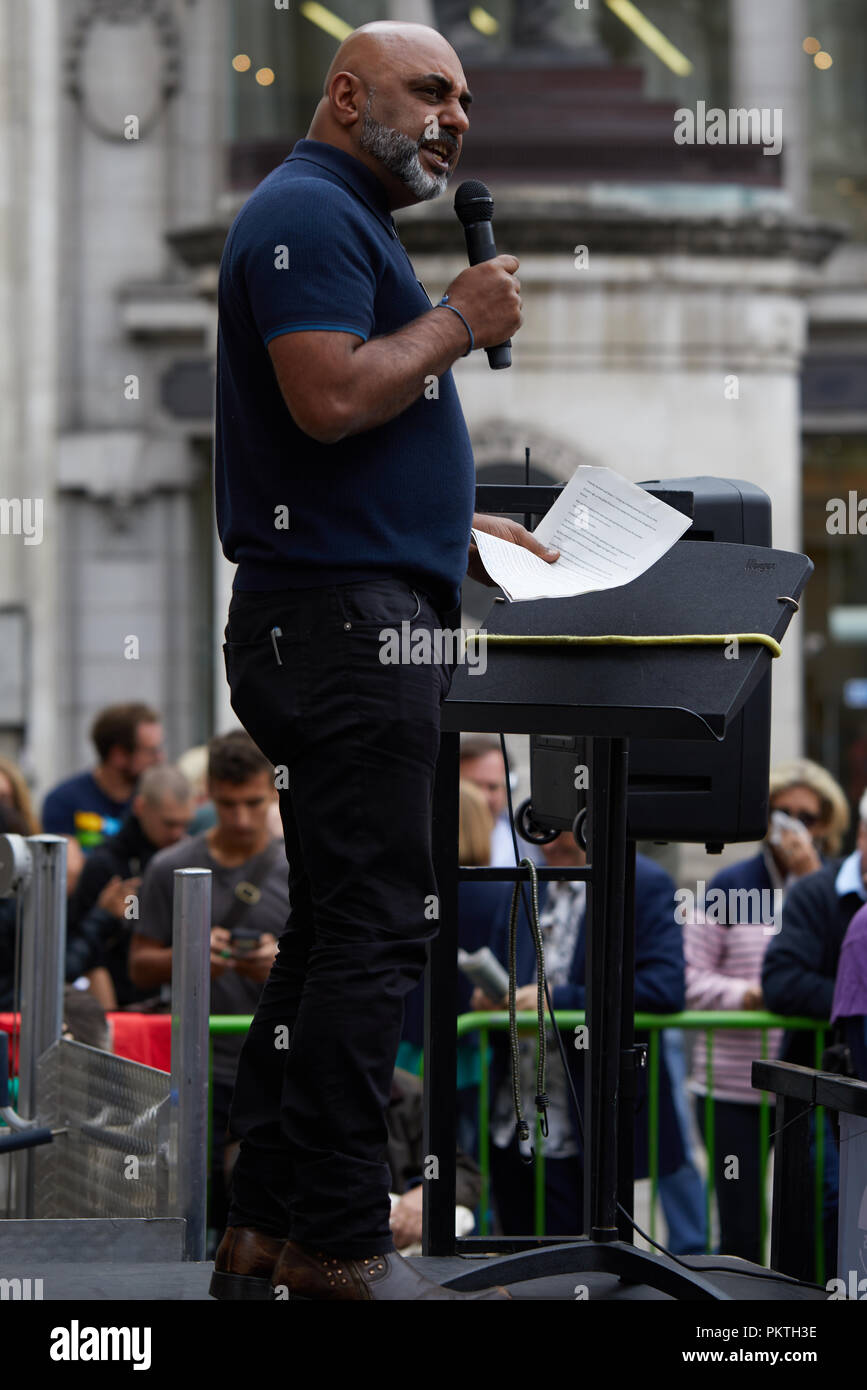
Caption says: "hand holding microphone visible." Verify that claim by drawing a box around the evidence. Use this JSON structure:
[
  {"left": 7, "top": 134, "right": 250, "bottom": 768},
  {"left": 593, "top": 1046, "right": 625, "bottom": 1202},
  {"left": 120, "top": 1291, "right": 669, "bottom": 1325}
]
[
  {"left": 441, "top": 255, "right": 522, "bottom": 359},
  {"left": 443, "top": 180, "right": 522, "bottom": 368}
]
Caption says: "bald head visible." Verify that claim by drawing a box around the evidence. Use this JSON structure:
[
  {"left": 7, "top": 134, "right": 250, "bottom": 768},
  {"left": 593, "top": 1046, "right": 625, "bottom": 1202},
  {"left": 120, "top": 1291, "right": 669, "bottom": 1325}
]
[
  {"left": 308, "top": 21, "right": 472, "bottom": 211},
  {"left": 321, "top": 21, "right": 461, "bottom": 96}
]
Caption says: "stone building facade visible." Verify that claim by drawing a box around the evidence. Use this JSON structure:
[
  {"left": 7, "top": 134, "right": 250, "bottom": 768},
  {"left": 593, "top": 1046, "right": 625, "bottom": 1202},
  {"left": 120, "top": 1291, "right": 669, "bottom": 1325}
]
[{"left": 1, "top": 0, "right": 865, "bottom": 877}]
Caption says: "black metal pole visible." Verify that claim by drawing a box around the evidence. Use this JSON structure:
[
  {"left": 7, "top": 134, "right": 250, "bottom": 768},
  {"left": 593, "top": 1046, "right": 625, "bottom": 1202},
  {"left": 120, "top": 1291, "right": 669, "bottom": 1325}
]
[
  {"left": 586, "top": 737, "right": 629, "bottom": 1241},
  {"left": 423, "top": 727, "right": 461, "bottom": 1256},
  {"left": 770, "top": 1093, "right": 814, "bottom": 1281},
  {"left": 617, "top": 836, "right": 637, "bottom": 1241}
]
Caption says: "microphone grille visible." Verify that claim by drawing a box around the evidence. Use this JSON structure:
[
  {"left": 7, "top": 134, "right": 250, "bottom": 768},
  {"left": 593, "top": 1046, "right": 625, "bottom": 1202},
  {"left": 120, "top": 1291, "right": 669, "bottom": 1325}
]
[{"left": 454, "top": 179, "right": 494, "bottom": 225}]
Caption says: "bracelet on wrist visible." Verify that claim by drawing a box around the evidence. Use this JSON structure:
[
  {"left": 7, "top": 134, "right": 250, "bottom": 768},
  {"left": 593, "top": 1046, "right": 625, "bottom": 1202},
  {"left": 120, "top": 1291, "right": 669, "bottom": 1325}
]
[{"left": 437, "top": 294, "right": 474, "bottom": 356}]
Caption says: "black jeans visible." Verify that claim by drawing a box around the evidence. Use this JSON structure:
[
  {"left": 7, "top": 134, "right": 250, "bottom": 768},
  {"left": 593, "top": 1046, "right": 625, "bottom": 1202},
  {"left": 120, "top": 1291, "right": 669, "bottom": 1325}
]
[{"left": 222, "top": 578, "right": 452, "bottom": 1256}]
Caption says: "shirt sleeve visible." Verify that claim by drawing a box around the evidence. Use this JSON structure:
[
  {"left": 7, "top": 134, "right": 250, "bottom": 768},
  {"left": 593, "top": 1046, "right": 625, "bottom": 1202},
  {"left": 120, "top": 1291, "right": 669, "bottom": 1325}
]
[{"left": 240, "top": 182, "right": 380, "bottom": 347}]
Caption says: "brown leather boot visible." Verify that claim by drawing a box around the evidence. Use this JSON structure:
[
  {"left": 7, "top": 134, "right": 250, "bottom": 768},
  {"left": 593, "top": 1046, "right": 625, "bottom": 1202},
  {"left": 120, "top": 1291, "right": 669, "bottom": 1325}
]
[
  {"left": 210, "top": 1226, "right": 288, "bottom": 1300},
  {"left": 270, "top": 1240, "right": 512, "bottom": 1301}
]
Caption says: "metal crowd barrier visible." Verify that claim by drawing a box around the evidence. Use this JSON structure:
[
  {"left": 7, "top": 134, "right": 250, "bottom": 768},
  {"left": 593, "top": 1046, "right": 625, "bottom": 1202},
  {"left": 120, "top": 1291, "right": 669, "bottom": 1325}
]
[{"left": 0, "top": 833, "right": 211, "bottom": 1262}]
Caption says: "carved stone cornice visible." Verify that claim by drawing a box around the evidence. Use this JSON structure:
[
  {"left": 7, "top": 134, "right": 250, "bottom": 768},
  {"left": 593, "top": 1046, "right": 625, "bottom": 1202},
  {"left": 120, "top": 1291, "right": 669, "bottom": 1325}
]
[
  {"left": 168, "top": 198, "right": 845, "bottom": 273},
  {"left": 395, "top": 193, "right": 846, "bottom": 265}
]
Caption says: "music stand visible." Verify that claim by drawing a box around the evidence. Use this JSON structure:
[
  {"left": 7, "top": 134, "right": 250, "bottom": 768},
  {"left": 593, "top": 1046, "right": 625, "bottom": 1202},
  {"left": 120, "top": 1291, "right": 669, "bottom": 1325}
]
[{"left": 422, "top": 506, "right": 812, "bottom": 1299}]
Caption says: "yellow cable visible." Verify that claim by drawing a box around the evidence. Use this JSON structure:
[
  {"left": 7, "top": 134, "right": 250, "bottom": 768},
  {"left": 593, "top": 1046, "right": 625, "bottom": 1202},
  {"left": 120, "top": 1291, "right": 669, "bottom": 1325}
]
[{"left": 463, "top": 632, "right": 782, "bottom": 658}]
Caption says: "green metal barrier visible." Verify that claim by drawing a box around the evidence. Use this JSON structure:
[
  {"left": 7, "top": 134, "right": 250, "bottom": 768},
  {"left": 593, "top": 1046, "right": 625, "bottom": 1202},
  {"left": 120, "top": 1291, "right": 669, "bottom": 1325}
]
[
  {"left": 456, "top": 1010, "right": 829, "bottom": 1282},
  {"left": 207, "top": 1011, "right": 829, "bottom": 1280}
]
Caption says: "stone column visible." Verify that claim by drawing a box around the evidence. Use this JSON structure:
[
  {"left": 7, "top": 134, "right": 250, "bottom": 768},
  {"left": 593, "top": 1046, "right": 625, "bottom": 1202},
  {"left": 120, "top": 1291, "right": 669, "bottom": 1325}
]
[
  {"left": 0, "top": 0, "right": 61, "bottom": 791},
  {"left": 730, "top": 0, "right": 808, "bottom": 212}
]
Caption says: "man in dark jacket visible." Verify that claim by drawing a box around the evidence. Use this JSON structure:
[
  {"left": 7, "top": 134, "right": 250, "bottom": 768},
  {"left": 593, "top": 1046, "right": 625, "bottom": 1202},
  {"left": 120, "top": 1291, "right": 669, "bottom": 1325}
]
[
  {"left": 761, "top": 791, "right": 867, "bottom": 1277},
  {"left": 66, "top": 765, "right": 193, "bottom": 1006},
  {"left": 762, "top": 788, "right": 867, "bottom": 1065},
  {"left": 831, "top": 902, "right": 867, "bottom": 1080}
]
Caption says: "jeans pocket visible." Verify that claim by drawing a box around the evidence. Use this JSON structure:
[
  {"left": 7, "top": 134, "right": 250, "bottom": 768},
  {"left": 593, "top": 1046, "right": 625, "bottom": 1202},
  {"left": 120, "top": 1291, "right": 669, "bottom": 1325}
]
[
  {"left": 336, "top": 579, "right": 423, "bottom": 629},
  {"left": 223, "top": 626, "right": 309, "bottom": 732}
]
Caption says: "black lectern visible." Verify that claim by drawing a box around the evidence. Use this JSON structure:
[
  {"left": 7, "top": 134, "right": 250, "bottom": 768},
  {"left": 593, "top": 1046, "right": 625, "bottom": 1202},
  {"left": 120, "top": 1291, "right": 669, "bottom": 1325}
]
[{"left": 422, "top": 487, "right": 813, "bottom": 1299}]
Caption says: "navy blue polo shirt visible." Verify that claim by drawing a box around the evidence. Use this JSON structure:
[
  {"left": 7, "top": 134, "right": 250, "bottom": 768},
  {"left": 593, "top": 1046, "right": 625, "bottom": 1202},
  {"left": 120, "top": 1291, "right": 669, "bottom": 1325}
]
[{"left": 214, "top": 138, "right": 476, "bottom": 614}]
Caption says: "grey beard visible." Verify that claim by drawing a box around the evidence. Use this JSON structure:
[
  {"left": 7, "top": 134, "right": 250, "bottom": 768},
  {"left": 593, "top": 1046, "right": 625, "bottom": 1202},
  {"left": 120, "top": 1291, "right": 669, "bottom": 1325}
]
[{"left": 359, "top": 102, "right": 447, "bottom": 201}]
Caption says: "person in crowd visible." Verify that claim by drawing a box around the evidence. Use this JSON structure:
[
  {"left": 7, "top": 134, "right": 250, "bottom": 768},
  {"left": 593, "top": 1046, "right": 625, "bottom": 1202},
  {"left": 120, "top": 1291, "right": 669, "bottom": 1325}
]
[
  {"left": 0, "top": 752, "right": 79, "bottom": 892},
  {"left": 399, "top": 779, "right": 515, "bottom": 1162},
  {"left": 831, "top": 901, "right": 867, "bottom": 1081},
  {"left": 0, "top": 802, "right": 30, "bottom": 1011},
  {"left": 762, "top": 780, "right": 867, "bottom": 1276},
  {"left": 473, "top": 829, "right": 685, "bottom": 1235},
  {"left": 385, "top": 1067, "right": 482, "bottom": 1252},
  {"left": 685, "top": 759, "right": 849, "bottom": 1264},
  {"left": 460, "top": 733, "right": 543, "bottom": 867},
  {"left": 180, "top": 742, "right": 285, "bottom": 842},
  {"left": 61, "top": 984, "right": 111, "bottom": 1051},
  {"left": 41, "top": 703, "right": 166, "bottom": 894},
  {"left": 0, "top": 756, "right": 40, "bottom": 835},
  {"left": 0, "top": 802, "right": 111, "bottom": 1051},
  {"left": 128, "top": 731, "right": 286, "bottom": 1244},
  {"left": 656, "top": 1030, "right": 708, "bottom": 1256},
  {"left": 66, "top": 765, "right": 194, "bottom": 1009},
  {"left": 762, "top": 780, "right": 864, "bottom": 1055},
  {"left": 177, "top": 745, "right": 218, "bottom": 835},
  {"left": 764, "top": 759, "right": 849, "bottom": 892}
]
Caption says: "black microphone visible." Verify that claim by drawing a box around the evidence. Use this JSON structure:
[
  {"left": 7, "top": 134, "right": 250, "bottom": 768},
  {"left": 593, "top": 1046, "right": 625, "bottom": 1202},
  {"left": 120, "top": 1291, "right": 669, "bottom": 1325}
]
[{"left": 453, "top": 179, "right": 512, "bottom": 370}]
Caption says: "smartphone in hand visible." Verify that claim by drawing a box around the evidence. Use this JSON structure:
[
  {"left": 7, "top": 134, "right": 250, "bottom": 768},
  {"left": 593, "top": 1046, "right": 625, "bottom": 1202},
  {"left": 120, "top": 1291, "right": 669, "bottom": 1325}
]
[{"left": 231, "top": 925, "right": 262, "bottom": 957}]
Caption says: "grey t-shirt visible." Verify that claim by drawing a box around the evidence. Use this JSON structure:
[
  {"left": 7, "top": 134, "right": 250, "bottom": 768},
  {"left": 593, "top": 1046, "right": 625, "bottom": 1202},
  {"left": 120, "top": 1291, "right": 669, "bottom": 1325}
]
[{"left": 137, "top": 832, "right": 289, "bottom": 1086}]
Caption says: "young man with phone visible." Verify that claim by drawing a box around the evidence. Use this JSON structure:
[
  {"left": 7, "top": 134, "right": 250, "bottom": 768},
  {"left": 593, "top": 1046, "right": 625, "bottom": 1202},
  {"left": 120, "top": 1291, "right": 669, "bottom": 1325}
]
[{"left": 129, "top": 729, "right": 287, "bottom": 1241}]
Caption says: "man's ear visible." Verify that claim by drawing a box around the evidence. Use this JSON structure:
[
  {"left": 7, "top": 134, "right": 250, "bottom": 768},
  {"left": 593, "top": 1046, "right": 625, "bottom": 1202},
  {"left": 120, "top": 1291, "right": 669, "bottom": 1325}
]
[{"left": 329, "top": 71, "right": 364, "bottom": 129}]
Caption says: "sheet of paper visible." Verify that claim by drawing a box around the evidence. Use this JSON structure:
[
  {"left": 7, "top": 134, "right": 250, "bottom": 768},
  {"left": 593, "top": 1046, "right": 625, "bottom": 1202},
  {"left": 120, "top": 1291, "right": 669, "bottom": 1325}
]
[{"left": 471, "top": 466, "right": 692, "bottom": 602}]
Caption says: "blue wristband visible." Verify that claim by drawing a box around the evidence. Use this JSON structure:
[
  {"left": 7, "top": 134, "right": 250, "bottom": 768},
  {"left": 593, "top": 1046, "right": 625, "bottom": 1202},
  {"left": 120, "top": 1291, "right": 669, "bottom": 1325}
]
[{"left": 437, "top": 294, "right": 474, "bottom": 355}]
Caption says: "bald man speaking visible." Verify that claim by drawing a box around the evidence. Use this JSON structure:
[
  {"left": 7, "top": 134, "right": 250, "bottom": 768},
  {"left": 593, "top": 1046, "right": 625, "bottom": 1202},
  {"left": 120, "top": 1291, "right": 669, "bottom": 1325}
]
[{"left": 212, "top": 21, "right": 555, "bottom": 1301}]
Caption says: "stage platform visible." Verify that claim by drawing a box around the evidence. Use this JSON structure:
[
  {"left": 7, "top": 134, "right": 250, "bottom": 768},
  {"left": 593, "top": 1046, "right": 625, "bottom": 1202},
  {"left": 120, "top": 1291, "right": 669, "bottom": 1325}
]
[{"left": 2, "top": 1254, "right": 828, "bottom": 1301}]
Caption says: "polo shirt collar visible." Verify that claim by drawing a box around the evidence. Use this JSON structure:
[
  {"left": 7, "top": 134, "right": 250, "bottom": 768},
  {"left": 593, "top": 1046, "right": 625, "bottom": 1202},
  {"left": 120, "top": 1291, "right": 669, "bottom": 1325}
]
[
  {"left": 285, "top": 138, "right": 396, "bottom": 234},
  {"left": 835, "top": 848, "right": 867, "bottom": 902}
]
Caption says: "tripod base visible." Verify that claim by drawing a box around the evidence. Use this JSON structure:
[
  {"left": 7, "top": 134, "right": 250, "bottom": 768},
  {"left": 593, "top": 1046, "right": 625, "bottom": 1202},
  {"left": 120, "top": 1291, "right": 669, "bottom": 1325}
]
[{"left": 437, "top": 1240, "right": 740, "bottom": 1300}]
